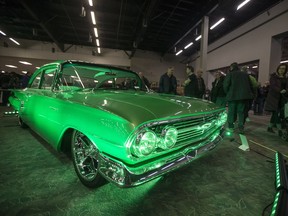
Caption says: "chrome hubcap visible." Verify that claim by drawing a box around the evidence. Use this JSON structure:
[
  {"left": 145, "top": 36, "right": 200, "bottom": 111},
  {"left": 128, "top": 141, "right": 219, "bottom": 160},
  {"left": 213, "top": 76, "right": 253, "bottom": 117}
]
[{"left": 73, "top": 131, "right": 99, "bottom": 181}]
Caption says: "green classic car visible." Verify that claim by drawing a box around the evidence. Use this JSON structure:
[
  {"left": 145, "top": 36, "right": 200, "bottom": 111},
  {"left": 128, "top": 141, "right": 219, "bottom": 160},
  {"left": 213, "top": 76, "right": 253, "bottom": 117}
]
[{"left": 9, "top": 60, "right": 227, "bottom": 188}]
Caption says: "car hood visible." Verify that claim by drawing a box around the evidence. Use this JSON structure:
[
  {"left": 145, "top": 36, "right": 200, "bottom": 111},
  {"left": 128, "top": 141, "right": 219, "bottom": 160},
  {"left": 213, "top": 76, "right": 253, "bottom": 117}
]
[{"left": 68, "top": 90, "right": 222, "bottom": 126}]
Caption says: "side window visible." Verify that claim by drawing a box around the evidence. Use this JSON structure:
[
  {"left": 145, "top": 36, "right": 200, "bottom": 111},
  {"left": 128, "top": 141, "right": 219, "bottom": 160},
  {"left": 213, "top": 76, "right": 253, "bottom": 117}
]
[
  {"left": 41, "top": 70, "right": 55, "bottom": 90},
  {"left": 30, "top": 73, "right": 42, "bottom": 89},
  {"left": 29, "top": 67, "right": 56, "bottom": 90},
  {"left": 59, "top": 66, "right": 84, "bottom": 91}
]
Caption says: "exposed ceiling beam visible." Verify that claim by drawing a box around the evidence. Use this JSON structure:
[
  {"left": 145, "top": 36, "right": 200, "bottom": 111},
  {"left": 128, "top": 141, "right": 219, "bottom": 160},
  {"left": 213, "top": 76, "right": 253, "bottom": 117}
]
[
  {"left": 129, "top": 0, "right": 161, "bottom": 59},
  {"left": 21, "top": 0, "right": 65, "bottom": 52},
  {"left": 162, "top": 3, "right": 219, "bottom": 57}
]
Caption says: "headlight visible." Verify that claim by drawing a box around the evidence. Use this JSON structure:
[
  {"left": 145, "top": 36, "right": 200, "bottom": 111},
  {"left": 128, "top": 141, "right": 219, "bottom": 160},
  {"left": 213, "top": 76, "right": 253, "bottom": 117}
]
[
  {"left": 159, "top": 126, "right": 178, "bottom": 149},
  {"left": 132, "top": 130, "right": 157, "bottom": 157}
]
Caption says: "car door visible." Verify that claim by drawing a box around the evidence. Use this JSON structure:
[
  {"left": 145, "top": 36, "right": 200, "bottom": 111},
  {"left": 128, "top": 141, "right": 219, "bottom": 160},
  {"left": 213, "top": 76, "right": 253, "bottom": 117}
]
[
  {"left": 15, "top": 64, "right": 61, "bottom": 145},
  {"left": 27, "top": 65, "right": 67, "bottom": 147}
]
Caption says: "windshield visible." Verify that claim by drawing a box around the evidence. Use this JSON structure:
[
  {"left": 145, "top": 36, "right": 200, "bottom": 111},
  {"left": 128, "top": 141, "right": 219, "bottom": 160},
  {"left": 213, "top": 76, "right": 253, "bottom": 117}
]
[{"left": 57, "top": 62, "right": 146, "bottom": 91}]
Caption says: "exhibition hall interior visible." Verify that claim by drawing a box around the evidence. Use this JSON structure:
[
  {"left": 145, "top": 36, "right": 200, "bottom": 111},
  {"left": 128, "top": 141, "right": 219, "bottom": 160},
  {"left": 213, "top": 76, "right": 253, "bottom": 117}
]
[{"left": 1, "top": 0, "right": 288, "bottom": 215}]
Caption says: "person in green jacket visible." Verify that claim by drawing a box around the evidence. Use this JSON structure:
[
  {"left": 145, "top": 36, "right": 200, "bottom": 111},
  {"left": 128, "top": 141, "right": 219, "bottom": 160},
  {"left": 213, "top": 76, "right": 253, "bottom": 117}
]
[
  {"left": 223, "top": 63, "right": 254, "bottom": 134},
  {"left": 241, "top": 66, "right": 258, "bottom": 123}
]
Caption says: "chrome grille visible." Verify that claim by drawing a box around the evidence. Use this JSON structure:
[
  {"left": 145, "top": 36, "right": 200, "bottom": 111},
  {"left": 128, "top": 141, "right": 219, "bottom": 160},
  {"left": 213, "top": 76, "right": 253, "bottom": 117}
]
[{"left": 151, "top": 112, "right": 220, "bottom": 147}]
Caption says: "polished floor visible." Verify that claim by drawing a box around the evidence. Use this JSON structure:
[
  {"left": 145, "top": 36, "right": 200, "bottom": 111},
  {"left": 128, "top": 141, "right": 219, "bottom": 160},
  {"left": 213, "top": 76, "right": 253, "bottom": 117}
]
[{"left": 0, "top": 106, "right": 287, "bottom": 216}]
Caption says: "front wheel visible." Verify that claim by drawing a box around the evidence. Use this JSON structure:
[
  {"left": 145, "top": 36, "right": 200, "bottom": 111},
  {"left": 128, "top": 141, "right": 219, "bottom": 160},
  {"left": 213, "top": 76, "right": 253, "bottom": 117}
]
[{"left": 71, "top": 130, "right": 105, "bottom": 188}]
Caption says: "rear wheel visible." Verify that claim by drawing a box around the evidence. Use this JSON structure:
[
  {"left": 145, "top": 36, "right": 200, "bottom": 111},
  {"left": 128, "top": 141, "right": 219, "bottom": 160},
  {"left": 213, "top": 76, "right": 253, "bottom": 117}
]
[{"left": 71, "top": 130, "right": 105, "bottom": 188}]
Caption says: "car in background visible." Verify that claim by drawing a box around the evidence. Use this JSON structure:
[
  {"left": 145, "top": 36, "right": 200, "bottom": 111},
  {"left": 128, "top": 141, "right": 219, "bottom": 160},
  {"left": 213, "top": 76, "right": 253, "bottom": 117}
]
[{"left": 9, "top": 60, "right": 227, "bottom": 188}]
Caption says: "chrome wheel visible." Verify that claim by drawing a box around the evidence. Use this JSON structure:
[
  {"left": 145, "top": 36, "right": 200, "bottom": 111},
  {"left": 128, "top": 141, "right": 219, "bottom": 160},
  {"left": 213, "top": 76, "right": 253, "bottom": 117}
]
[{"left": 71, "top": 130, "right": 105, "bottom": 187}]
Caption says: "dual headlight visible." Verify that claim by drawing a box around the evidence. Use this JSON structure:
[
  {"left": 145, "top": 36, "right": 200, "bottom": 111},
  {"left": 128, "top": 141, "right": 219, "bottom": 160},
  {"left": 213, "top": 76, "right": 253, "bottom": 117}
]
[{"left": 131, "top": 126, "right": 178, "bottom": 158}]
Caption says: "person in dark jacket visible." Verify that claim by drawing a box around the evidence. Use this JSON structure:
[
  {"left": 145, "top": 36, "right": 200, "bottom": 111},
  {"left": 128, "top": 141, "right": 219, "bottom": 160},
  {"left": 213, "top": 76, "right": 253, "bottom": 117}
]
[
  {"left": 253, "top": 82, "right": 265, "bottom": 115},
  {"left": 183, "top": 66, "right": 195, "bottom": 97},
  {"left": 223, "top": 62, "right": 254, "bottom": 134},
  {"left": 241, "top": 66, "right": 258, "bottom": 123},
  {"left": 211, "top": 70, "right": 226, "bottom": 106},
  {"left": 184, "top": 68, "right": 205, "bottom": 98},
  {"left": 138, "top": 71, "right": 151, "bottom": 89},
  {"left": 265, "top": 63, "right": 288, "bottom": 137},
  {"left": 159, "top": 66, "right": 177, "bottom": 94}
]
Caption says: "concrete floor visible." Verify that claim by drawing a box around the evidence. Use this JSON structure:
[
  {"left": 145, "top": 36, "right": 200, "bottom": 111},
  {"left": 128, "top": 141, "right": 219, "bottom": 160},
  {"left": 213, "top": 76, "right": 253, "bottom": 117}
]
[{"left": 0, "top": 106, "right": 287, "bottom": 216}]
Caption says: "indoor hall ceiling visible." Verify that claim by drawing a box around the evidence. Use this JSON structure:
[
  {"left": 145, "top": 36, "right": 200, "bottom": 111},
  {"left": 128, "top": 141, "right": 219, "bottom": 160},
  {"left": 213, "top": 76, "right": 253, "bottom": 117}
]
[{"left": 0, "top": 0, "right": 283, "bottom": 59}]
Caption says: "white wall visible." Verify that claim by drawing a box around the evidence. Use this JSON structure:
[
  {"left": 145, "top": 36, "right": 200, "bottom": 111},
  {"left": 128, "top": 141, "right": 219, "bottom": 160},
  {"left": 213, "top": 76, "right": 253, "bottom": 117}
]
[
  {"left": 0, "top": 39, "right": 187, "bottom": 86},
  {"left": 130, "top": 50, "right": 186, "bottom": 85},
  {"left": 193, "top": 0, "right": 288, "bottom": 85}
]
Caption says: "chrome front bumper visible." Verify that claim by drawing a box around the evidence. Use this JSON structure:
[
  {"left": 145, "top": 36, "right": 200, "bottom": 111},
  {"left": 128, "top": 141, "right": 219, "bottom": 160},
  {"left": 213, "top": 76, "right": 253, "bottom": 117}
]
[{"left": 98, "top": 128, "right": 225, "bottom": 188}]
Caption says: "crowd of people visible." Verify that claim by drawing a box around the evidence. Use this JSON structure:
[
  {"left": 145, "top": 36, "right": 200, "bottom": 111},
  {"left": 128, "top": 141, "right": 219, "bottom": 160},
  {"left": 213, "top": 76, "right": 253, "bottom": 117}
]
[
  {"left": 0, "top": 71, "right": 32, "bottom": 106},
  {"left": 156, "top": 62, "right": 288, "bottom": 137},
  {"left": 2, "top": 63, "right": 288, "bottom": 138}
]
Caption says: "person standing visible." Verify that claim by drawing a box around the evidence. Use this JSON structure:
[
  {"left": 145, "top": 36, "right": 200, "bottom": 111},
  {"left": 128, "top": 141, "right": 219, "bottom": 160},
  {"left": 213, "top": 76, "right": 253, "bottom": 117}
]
[
  {"left": 211, "top": 70, "right": 226, "bottom": 106},
  {"left": 195, "top": 69, "right": 206, "bottom": 99},
  {"left": 159, "top": 66, "right": 177, "bottom": 94},
  {"left": 241, "top": 66, "right": 258, "bottom": 123},
  {"left": 253, "top": 82, "right": 265, "bottom": 115},
  {"left": 138, "top": 71, "right": 151, "bottom": 89},
  {"left": 183, "top": 67, "right": 205, "bottom": 98},
  {"left": 265, "top": 63, "right": 288, "bottom": 137},
  {"left": 21, "top": 71, "right": 32, "bottom": 88},
  {"left": 223, "top": 62, "right": 254, "bottom": 134},
  {"left": 183, "top": 66, "right": 195, "bottom": 97}
]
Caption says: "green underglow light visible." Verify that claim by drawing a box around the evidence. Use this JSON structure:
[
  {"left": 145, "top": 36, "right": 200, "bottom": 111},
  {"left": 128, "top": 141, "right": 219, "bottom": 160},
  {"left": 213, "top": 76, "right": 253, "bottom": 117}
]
[
  {"left": 270, "top": 191, "right": 280, "bottom": 216},
  {"left": 275, "top": 153, "right": 281, "bottom": 189},
  {"left": 225, "top": 131, "right": 232, "bottom": 136}
]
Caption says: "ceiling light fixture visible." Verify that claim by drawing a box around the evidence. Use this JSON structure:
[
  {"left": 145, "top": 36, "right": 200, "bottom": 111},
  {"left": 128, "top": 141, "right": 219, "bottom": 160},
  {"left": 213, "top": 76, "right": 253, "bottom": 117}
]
[
  {"left": 96, "top": 39, "right": 100, "bottom": 46},
  {"left": 195, "top": 35, "right": 202, "bottom": 41},
  {"left": 97, "top": 47, "right": 101, "bottom": 54},
  {"left": 184, "top": 42, "right": 193, "bottom": 49},
  {"left": 0, "top": 30, "right": 6, "bottom": 36},
  {"left": 280, "top": 60, "right": 288, "bottom": 63},
  {"left": 19, "top": 61, "right": 32, "bottom": 65},
  {"left": 88, "top": 0, "right": 93, "bottom": 7},
  {"left": 252, "top": 65, "right": 258, "bottom": 68},
  {"left": 176, "top": 50, "right": 183, "bottom": 56},
  {"left": 93, "top": 27, "right": 98, "bottom": 37},
  {"left": 9, "top": 38, "right": 20, "bottom": 45},
  {"left": 90, "top": 11, "right": 96, "bottom": 25},
  {"left": 5, "top": 65, "right": 18, "bottom": 68},
  {"left": 210, "top": 18, "right": 225, "bottom": 30},
  {"left": 237, "top": 0, "right": 251, "bottom": 10},
  {"left": 22, "top": 71, "right": 28, "bottom": 74}
]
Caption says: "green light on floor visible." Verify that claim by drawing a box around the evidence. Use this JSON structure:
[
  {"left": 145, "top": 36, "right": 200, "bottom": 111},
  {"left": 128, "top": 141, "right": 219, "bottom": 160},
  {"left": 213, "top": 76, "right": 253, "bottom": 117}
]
[{"left": 225, "top": 131, "right": 232, "bottom": 136}]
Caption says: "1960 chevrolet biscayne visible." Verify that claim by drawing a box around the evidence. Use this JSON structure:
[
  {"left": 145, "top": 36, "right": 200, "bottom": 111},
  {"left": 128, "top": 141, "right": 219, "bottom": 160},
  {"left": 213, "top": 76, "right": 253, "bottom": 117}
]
[{"left": 9, "top": 60, "right": 227, "bottom": 188}]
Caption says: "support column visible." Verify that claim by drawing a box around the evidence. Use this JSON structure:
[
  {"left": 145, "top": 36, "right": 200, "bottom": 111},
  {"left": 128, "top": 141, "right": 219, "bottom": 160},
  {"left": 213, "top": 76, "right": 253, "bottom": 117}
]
[{"left": 200, "top": 16, "right": 209, "bottom": 83}]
